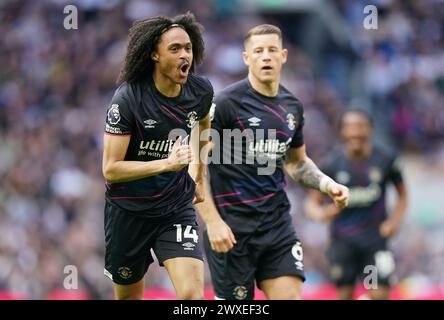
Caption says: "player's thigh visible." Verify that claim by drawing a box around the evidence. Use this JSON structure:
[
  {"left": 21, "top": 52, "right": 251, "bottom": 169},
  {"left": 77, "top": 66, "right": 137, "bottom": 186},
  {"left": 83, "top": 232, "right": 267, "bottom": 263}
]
[
  {"left": 328, "top": 239, "right": 358, "bottom": 299},
  {"left": 113, "top": 278, "right": 145, "bottom": 300},
  {"left": 163, "top": 257, "right": 204, "bottom": 300},
  {"left": 104, "top": 202, "right": 154, "bottom": 290},
  {"left": 260, "top": 276, "right": 303, "bottom": 300},
  {"left": 328, "top": 238, "right": 359, "bottom": 287},
  {"left": 153, "top": 210, "right": 204, "bottom": 299},
  {"left": 204, "top": 231, "right": 257, "bottom": 300},
  {"left": 255, "top": 219, "right": 305, "bottom": 294}
]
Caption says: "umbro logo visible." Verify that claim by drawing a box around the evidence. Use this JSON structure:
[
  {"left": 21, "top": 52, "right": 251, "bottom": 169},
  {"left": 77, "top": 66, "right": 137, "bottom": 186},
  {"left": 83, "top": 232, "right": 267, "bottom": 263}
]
[
  {"left": 182, "top": 242, "right": 195, "bottom": 251},
  {"left": 295, "top": 261, "right": 304, "bottom": 270},
  {"left": 143, "top": 119, "right": 157, "bottom": 128},
  {"left": 248, "top": 117, "right": 261, "bottom": 126}
]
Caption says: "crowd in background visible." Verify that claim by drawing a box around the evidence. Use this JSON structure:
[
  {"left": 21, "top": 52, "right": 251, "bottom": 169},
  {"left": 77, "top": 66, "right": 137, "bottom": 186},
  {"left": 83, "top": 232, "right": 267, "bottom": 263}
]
[{"left": 0, "top": 0, "right": 443, "bottom": 299}]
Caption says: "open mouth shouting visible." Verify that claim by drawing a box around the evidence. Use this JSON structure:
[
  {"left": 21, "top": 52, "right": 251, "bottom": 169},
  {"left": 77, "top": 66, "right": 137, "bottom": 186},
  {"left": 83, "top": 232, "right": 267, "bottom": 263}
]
[{"left": 179, "top": 61, "right": 190, "bottom": 78}]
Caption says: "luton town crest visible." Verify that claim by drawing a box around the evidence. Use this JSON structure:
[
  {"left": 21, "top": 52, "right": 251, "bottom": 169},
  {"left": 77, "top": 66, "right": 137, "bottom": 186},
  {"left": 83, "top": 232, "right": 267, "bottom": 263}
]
[
  {"left": 287, "top": 113, "right": 296, "bottom": 130},
  {"left": 186, "top": 111, "right": 198, "bottom": 128}
]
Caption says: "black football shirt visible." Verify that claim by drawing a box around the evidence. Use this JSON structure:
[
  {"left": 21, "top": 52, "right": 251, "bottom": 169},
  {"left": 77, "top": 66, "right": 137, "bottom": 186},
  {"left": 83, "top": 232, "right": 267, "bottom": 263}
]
[
  {"left": 104, "top": 74, "right": 213, "bottom": 217},
  {"left": 320, "top": 145, "right": 403, "bottom": 238},
  {"left": 209, "top": 78, "right": 305, "bottom": 233}
]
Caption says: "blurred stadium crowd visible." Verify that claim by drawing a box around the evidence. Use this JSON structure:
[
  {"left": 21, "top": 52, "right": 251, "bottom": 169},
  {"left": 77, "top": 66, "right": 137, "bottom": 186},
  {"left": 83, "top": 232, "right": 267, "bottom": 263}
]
[{"left": 0, "top": 0, "right": 443, "bottom": 299}]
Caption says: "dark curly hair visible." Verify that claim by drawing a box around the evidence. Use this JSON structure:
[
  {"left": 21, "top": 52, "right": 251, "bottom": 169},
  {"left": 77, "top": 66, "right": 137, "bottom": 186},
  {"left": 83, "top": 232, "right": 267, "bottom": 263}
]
[{"left": 117, "top": 12, "right": 205, "bottom": 85}]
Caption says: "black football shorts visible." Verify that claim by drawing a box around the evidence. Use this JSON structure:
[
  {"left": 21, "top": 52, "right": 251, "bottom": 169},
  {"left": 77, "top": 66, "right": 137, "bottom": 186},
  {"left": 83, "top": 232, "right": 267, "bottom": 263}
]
[
  {"left": 204, "top": 209, "right": 305, "bottom": 300},
  {"left": 104, "top": 201, "right": 203, "bottom": 285}
]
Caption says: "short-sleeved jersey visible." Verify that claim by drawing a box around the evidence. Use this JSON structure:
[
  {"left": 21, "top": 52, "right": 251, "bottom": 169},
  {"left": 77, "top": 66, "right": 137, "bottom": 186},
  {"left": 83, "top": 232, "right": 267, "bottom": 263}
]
[
  {"left": 104, "top": 74, "right": 213, "bottom": 216},
  {"left": 320, "top": 145, "right": 403, "bottom": 238},
  {"left": 208, "top": 78, "right": 304, "bottom": 233}
]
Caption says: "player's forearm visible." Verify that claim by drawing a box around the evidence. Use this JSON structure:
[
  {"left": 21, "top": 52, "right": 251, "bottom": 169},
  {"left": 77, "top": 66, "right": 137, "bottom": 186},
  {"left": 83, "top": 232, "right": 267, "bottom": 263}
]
[
  {"left": 197, "top": 201, "right": 224, "bottom": 225},
  {"left": 390, "top": 183, "right": 408, "bottom": 223},
  {"left": 195, "top": 178, "right": 224, "bottom": 224},
  {"left": 195, "top": 115, "right": 211, "bottom": 182},
  {"left": 195, "top": 140, "right": 209, "bottom": 182},
  {"left": 194, "top": 161, "right": 207, "bottom": 185},
  {"left": 103, "top": 159, "right": 173, "bottom": 183},
  {"left": 285, "top": 157, "right": 332, "bottom": 193},
  {"left": 392, "top": 195, "right": 407, "bottom": 223}
]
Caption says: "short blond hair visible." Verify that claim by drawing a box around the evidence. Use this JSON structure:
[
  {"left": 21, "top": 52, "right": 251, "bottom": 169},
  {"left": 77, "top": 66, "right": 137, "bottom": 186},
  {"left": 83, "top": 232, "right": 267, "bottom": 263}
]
[{"left": 244, "top": 24, "right": 282, "bottom": 47}]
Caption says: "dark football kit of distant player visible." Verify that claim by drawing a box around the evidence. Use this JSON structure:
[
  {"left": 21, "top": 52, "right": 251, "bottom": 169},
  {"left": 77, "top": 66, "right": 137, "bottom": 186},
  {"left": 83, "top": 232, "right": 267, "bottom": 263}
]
[{"left": 321, "top": 146, "right": 403, "bottom": 286}]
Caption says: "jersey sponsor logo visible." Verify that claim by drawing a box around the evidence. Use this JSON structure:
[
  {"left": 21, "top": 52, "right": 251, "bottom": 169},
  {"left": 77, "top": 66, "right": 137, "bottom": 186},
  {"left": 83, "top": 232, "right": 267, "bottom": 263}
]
[
  {"left": 233, "top": 286, "right": 248, "bottom": 300},
  {"left": 143, "top": 119, "right": 157, "bottom": 128},
  {"left": 287, "top": 113, "right": 296, "bottom": 130},
  {"left": 186, "top": 111, "right": 198, "bottom": 128},
  {"left": 138, "top": 139, "right": 174, "bottom": 157},
  {"left": 248, "top": 117, "right": 261, "bottom": 127},
  {"left": 105, "top": 124, "right": 123, "bottom": 134},
  {"left": 348, "top": 183, "right": 381, "bottom": 207},
  {"left": 247, "top": 138, "right": 291, "bottom": 159},
  {"left": 139, "top": 139, "right": 174, "bottom": 152},
  {"left": 117, "top": 266, "right": 133, "bottom": 279},
  {"left": 107, "top": 104, "right": 120, "bottom": 125}
]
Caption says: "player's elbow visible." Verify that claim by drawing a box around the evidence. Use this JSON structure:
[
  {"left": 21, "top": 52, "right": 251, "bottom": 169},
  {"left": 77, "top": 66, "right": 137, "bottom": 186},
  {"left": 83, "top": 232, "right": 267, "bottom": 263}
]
[
  {"left": 102, "top": 167, "right": 113, "bottom": 182},
  {"left": 102, "top": 162, "right": 118, "bottom": 182},
  {"left": 284, "top": 162, "right": 302, "bottom": 183}
]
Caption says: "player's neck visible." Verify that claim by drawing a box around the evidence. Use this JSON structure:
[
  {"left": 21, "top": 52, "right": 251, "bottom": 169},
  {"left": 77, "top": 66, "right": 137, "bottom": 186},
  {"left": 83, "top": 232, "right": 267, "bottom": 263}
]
[
  {"left": 248, "top": 73, "right": 279, "bottom": 97},
  {"left": 347, "top": 144, "right": 372, "bottom": 161},
  {"left": 152, "top": 70, "right": 181, "bottom": 97}
]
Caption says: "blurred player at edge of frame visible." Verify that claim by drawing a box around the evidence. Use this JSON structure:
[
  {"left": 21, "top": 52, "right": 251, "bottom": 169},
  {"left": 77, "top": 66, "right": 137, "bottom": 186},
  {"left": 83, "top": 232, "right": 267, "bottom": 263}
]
[{"left": 304, "top": 109, "right": 408, "bottom": 300}]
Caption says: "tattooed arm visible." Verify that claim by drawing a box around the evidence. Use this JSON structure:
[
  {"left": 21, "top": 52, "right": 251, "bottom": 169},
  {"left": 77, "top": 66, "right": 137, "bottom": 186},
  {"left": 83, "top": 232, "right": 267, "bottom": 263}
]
[{"left": 284, "top": 145, "right": 349, "bottom": 209}]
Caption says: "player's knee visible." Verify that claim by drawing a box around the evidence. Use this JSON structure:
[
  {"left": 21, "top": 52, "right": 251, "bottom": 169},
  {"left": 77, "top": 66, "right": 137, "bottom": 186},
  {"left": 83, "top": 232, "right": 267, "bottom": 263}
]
[
  {"left": 368, "top": 288, "right": 390, "bottom": 300},
  {"left": 289, "top": 290, "right": 302, "bottom": 300},
  {"left": 114, "top": 281, "right": 144, "bottom": 300},
  {"left": 263, "top": 283, "right": 302, "bottom": 300},
  {"left": 115, "top": 288, "right": 144, "bottom": 300},
  {"left": 116, "top": 292, "right": 143, "bottom": 300},
  {"left": 276, "top": 287, "right": 302, "bottom": 300},
  {"left": 175, "top": 275, "right": 204, "bottom": 300},
  {"left": 275, "top": 291, "right": 301, "bottom": 300},
  {"left": 176, "top": 286, "right": 204, "bottom": 300}
]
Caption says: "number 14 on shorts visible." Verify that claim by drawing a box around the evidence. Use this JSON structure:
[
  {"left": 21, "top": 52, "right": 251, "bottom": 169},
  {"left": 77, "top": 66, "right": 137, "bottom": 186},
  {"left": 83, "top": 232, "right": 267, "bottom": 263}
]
[{"left": 174, "top": 224, "right": 199, "bottom": 243}]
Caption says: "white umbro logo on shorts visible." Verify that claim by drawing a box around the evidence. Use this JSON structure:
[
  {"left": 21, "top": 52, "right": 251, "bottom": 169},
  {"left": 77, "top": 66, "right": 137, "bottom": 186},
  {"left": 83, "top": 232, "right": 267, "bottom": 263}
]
[
  {"left": 248, "top": 117, "right": 261, "bottom": 126},
  {"left": 295, "top": 261, "right": 304, "bottom": 270},
  {"left": 182, "top": 242, "right": 195, "bottom": 251}
]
